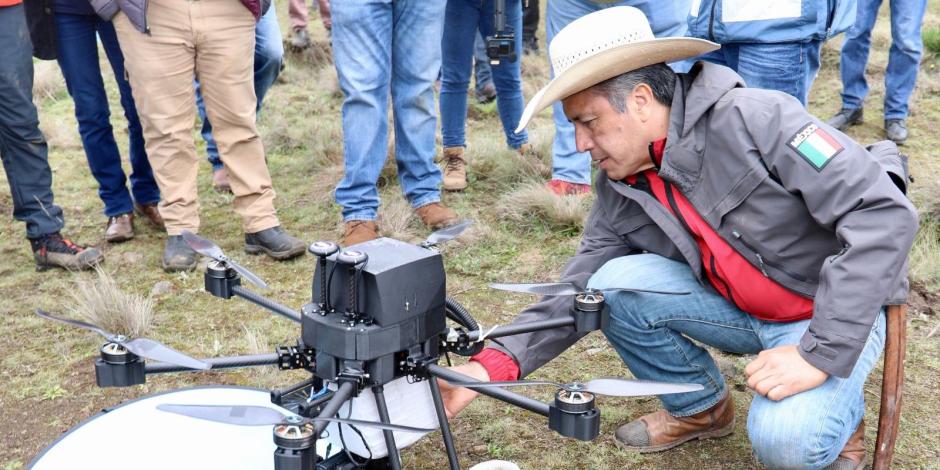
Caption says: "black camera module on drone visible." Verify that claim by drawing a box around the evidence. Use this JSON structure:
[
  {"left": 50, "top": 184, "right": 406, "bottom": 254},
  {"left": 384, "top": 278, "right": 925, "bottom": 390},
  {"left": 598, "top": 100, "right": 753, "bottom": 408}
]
[
  {"left": 31, "top": 220, "right": 700, "bottom": 470},
  {"left": 486, "top": 0, "right": 517, "bottom": 66}
]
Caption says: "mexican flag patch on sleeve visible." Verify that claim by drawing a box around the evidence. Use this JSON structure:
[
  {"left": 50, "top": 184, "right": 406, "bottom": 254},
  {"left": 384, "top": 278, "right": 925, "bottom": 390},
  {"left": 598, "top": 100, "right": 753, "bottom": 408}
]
[{"left": 787, "top": 123, "right": 844, "bottom": 171}]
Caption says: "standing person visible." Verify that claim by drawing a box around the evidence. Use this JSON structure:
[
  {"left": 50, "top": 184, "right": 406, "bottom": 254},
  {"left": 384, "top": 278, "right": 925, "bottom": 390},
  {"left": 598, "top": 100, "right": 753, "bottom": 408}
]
[
  {"left": 106, "top": 0, "right": 307, "bottom": 272},
  {"left": 1, "top": 0, "right": 103, "bottom": 271},
  {"left": 53, "top": 0, "right": 163, "bottom": 243},
  {"left": 196, "top": 2, "right": 285, "bottom": 193},
  {"left": 689, "top": 0, "right": 857, "bottom": 106},
  {"left": 827, "top": 0, "right": 927, "bottom": 144},
  {"left": 441, "top": 9, "right": 917, "bottom": 469},
  {"left": 288, "top": 0, "right": 332, "bottom": 48},
  {"left": 543, "top": 0, "right": 692, "bottom": 196},
  {"left": 439, "top": 0, "right": 529, "bottom": 192},
  {"left": 332, "top": 0, "right": 459, "bottom": 246},
  {"left": 522, "top": 0, "right": 539, "bottom": 54}
]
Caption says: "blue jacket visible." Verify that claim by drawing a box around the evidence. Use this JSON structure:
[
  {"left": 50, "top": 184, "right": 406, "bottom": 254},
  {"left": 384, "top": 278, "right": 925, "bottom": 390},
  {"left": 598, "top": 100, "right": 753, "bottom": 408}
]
[{"left": 687, "top": 0, "right": 856, "bottom": 43}]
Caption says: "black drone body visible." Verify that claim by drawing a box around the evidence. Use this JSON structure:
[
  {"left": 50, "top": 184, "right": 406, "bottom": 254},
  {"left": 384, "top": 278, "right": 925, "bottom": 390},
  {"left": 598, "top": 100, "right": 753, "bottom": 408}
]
[{"left": 33, "top": 223, "right": 701, "bottom": 470}]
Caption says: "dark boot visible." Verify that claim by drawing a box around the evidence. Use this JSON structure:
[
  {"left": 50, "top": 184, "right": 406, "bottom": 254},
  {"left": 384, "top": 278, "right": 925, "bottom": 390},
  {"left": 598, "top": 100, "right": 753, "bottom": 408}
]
[
  {"left": 823, "top": 420, "right": 866, "bottom": 470},
  {"left": 614, "top": 392, "right": 734, "bottom": 453},
  {"left": 163, "top": 235, "right": 198, "bottom": 272},
  {"left": 134, "top": 202, "right": 164, "bottom": 229},
  {"left": 244, "top": 225, "right": 306, "bottom": 260},
  {"left": 826, "top": 108, "right": 863, "bottom": 131},
  {"left": 31, "top": 232, "right": 103, "bottom": 271}
]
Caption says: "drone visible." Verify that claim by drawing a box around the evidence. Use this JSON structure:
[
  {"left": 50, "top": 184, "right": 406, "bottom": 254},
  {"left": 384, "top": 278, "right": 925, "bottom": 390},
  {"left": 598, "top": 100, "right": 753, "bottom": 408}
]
[{"left": 33, "top": 221, "right": 701, "bottom": 470}]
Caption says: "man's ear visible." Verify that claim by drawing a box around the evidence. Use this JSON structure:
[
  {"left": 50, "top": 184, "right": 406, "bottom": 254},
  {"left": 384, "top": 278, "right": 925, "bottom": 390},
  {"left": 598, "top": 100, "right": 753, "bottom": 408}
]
[{"left": 631, "top": 83, "right": 654, "bottom": 122}]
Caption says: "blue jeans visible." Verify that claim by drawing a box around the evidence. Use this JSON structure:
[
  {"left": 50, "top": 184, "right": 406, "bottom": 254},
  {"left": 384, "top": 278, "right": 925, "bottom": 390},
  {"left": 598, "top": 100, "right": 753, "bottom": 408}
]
[
  {"left": 839, "top": 0, "right": 926, "bottom": 120},
  {"left": 0, "top": 4, "right": 65, "bottom": 239},
  {"left": 440, "top": 0, "right": 527, "bottom": 149},
  {"left": 331, "top": 0, "right": 445, "bottom": 222},
  {"left": 588, "top": 254, "right": 885, "bottom": 469},
  {"left": 547, "top": 0, "right": 692, "bottom": 184},
  {"left": 196, "top": 3, "right": 284, "bottom": 171},
  {"left": 55, "top": 12, "right": 160, "bottom": 217},
  {"left": 698, "top": 40, "right": 823, "bottom": 106}
]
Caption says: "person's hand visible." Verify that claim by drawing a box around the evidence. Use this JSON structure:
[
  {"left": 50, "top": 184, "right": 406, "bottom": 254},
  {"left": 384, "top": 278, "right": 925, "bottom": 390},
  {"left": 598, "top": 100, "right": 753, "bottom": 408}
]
[
  {"left": 436, "top": 361, "right": 490, "bottom": 419},
  {"left": 745, "top": 345, "right": 828, "bottom": 401}
]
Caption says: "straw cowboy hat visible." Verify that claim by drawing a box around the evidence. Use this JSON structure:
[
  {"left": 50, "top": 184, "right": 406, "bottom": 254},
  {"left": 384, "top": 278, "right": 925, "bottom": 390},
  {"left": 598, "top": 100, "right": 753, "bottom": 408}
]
[{"left": 515, "top": 6, "right": 719, "bottom": 133}]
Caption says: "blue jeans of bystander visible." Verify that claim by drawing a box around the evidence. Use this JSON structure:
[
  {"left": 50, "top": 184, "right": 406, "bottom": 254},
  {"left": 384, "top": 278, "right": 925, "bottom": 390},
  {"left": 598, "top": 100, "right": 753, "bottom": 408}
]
[
  {"left": 588, "top": 254, "right": 885, "bottom": 469},
  {"left": 331, "top": 0, "right": 445, "bottom": 222},
  {"left": 839, "top": 0, "right": 927, "bottom": 119},
  {"left": 440, "top": 0, "right": 527, "bottom": 150},
  {"left": 196, "top": 3, "right": 284, "bottom": 170},
  {"left": 55, "top": 12, "right": 160, "bottom": 217}
]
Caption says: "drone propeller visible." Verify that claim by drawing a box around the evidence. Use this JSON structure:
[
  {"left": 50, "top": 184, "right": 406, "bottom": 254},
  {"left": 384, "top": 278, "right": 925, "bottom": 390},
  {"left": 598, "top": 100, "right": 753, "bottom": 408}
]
[
  {"left": 444, "top": 377, "right": 703, "bottom": 397},
  {"left": 36, "top": 309, "right": 211, "bottom": 370},
  {"left": 489, "top": 282, "right": 690, "bottom": 297},
  {"left": 181, "top": 230, "right": 268, "bottom": 289},
  {"left": 157, "top": 404, "right": 435, "bottom": 434},
  {"left": 423, "top": 220, "right": 473, "bottom": 247}
]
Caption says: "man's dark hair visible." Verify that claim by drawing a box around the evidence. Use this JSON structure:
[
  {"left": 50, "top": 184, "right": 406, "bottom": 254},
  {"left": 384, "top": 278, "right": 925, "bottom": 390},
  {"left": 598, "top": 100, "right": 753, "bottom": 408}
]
[{"left": 590, "top": 63, "right": 676, "bottom": 113}]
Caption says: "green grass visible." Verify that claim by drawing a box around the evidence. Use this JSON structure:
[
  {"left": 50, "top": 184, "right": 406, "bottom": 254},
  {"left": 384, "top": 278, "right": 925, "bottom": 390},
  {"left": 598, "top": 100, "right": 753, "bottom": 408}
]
[
  {"left": 3, "top": 1, "right": 940, "bottom": 468},
  {"left": 923, "top": 27, "right": 940, "bottom": 56}
]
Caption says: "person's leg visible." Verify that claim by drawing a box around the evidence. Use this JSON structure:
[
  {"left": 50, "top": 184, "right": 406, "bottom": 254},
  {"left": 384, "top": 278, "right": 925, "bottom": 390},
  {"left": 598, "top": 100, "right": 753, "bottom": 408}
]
[
  {"left": 733, "top": 40, "right": 823, "bottom": 106},
  {"left": 113, "top": 4, "right": 201, "bottom": 235},
  {"left": 747, "top": 312, "right": 886, "bottom": 468},
  {"left": 883, "top": 0, "right": 927, "bottom": 120},
  {"left": 439, "top": 0, "right": 480, "bottom": 150},
  {"left": 0, "top": 4, "right": 65, "bottom": 239},
  {"left": 332, "top": 0, "right": 392, "bottom": 222},
  {"left": 589, "top": 254, "right": 764, "bottom": 415},
  {"left": 97, "top": 17, "right": 161, "bottom": 208},
  {"left": 521, "top": 0, "right": 539, "bottom": 51},
  {"left": 288, "top": 0, "right": 310, "bottom": 32},
  {"left": 472, "top": 31, "right": 494, "bottom": 96},
  {"left": 839, "top": 0, "right": 882, "bottom": 111},
  {"left": 481, "top": 0, "right": 527, "bottom": 149},
  {"left": 546, "top": 0, "right": 596, "bottom": 185},
  {"left": 54, "top": 12, "right": 135, "bottom": 218},
  {"left": 194, "top": 0, "right": 279, "bottom": 234},
  {"left": 254, "top": 2, "right": 285, "bottom": 110},
  {"left": 390, "top": 0, "right": 447, "bottom": 210}
]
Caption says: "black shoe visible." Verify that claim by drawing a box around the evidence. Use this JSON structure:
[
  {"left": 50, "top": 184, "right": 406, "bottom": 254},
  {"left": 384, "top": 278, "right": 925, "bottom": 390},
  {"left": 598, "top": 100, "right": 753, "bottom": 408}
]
[
  {"left": 885, "top": 119, "right": 908, "bottom": 144},
  {"left": 522, "top": 36, "right": 539, "bottom": 55},
  {"left": 244, "top": 226, "right": 306, "bottom": 260},
  {"left": 474, "top": 82, "right": 497, "bottom": 104},
  {"left": 163, "top": 235, "right": 198, "bottom": 272},
  {"left": 31, "top": 232, "right": 103, "bottom": 271},
  {"left": 826, "top": 108, "right": 863, "bottom": 131}
]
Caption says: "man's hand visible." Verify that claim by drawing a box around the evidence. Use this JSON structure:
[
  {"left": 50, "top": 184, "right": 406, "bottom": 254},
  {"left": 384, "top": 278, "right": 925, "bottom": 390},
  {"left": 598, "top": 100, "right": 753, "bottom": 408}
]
[
  {"left": 436, "top": 361, "right": 490, "bottom": 419},
  {"left": 745, "top": 345, "right": 828, "bottom": 401}
]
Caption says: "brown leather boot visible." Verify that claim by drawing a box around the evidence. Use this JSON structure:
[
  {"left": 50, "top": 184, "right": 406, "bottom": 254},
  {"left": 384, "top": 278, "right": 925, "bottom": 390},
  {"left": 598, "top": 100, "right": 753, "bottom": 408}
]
[
  {"left": 134, "top": 202, "right": 164, "bottom": 229},
  {"left": 614, "top": 393, "right": 734, "bottom": 453},
  {"left": 415, "top": 202, "right": 459, "bottom": 229},
  {"left": 105, "top": 213, "right": 134, "bottom": 243},
  {"left": 212, "top": 167, "right": 232, "bottom": 193},
  {"left": 343, "top": 220, "right": 379, "bottom": 247},
  {"left": 441, "top": 147, "right": 467, "bottom": 191},
  {"left": 823, "top": 420, "right": 865, "bottom": 470}
]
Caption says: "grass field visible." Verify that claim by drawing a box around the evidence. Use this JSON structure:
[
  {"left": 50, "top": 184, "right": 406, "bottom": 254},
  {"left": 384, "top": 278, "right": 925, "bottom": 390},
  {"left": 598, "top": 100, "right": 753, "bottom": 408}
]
[{"left": 3, "top": 2, "right": 940, "bottom": 469}]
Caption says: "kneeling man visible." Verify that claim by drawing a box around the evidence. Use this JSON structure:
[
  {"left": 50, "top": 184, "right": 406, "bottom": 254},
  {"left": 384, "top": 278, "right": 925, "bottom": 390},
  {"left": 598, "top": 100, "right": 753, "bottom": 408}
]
[{"left": 439, "top": 7, "right": 917, "bottom": 469}]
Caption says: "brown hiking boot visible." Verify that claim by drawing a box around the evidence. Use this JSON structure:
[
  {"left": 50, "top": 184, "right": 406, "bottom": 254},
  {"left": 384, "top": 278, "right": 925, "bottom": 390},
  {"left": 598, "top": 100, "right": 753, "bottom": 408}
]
[
  {"left": 31, "top": 232, "right": 104, "bottom": 271},
  {"left": 442, "top": 147, "right": 468, "bottom": 191},
  {"left": 105, "top": 213, "right": 134, "bottom": 243},
  {"left": 614, "top": 392, "right": 734, "bottom": 453},
  {"left": 134, "top": 202, "right": 164, "bottom": 229},
  {"left": 212, "top": 167, "right": 232, "bottom": 194},
  {"left": 343, "top": 220, "right": 379, "bottom": 246},
  {"left": 823, "top": 420, "right": 865, "bottom": 470},
  {"left": 415, "top": 202, "right": 459, "bottom": 229}
]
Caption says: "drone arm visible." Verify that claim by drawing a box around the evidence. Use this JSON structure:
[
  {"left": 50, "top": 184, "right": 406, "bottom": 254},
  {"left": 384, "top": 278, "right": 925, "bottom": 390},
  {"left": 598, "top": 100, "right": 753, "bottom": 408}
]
[
  {"left": 146, "top": 352, "right": 280, "bottom": 374},
  {"left": 427, "top": 364, "right": 550, "bottom": 417},
  {"left": 463, "top": 316, "right": 576, "bottom": 343},
  {"left": 313, "top": 380, "right": 358, "bottom": 435},
  {"left": 231, "top": 285, "right": 302, "bottom": 323}
]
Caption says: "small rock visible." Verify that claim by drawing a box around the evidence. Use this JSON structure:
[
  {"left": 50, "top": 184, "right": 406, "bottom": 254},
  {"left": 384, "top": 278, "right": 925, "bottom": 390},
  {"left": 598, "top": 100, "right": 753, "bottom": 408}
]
[
  {"left": 585, "top": 347, "right": 605, "bottom": 356},
  {"left": 471, "top": 444, "right": 488, "bottom": 454},
  {"left": 150, "top": 280, "right": 173, "bottom": 296},
  {"left": 123, "top": 251, "right": 144, "bottom": 264}
]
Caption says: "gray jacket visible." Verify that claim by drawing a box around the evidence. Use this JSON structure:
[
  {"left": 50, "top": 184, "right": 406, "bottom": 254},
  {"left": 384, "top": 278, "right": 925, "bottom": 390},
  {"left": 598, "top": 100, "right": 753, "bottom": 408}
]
[
  {"left": 88, "top": 0, "right": 271, "bottom": 33},
  {"left": 493, "top": 62, "right": 917, "bottom": 379}
]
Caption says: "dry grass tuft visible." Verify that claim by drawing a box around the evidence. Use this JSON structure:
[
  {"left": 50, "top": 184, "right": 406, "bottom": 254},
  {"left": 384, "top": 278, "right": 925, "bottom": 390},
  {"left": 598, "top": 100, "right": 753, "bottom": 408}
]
[
  {"left": 497, "top": 181, "right": 591, "bottom": 230},
  {"left": 39, "top": 119, "right": 82, "bottom": 150},
  {"left": 378, "top": 193, "right": 419, "bottom": 241},
  {"left": 910, "top": 220, "right": 940, "bottom": 289},
  {"left": 32, "top": 61, "right": 66, "bottom": 101},
  {"left": 68, "top": 267, "right": 154, "bottom": 337},
  {"left": 243, "top": 325, "right": 279, "bottom": 384}
]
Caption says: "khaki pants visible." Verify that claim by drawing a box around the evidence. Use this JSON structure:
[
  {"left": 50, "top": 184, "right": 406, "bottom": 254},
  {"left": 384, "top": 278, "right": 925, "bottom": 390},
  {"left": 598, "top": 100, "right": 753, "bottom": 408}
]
[{"left": 113, "top": 0, "right": 279, "bottom": 235}]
